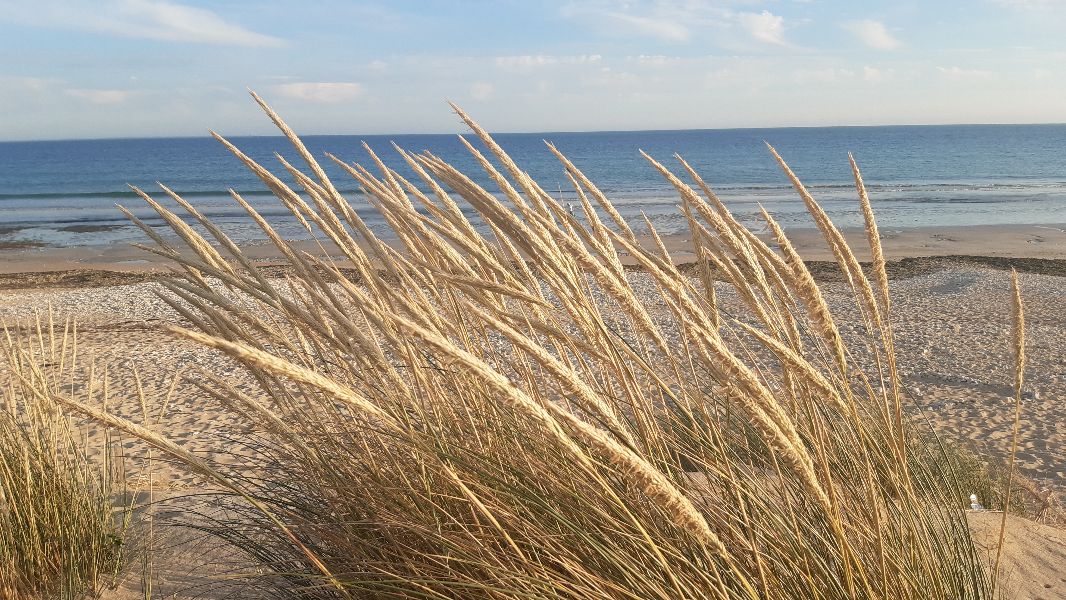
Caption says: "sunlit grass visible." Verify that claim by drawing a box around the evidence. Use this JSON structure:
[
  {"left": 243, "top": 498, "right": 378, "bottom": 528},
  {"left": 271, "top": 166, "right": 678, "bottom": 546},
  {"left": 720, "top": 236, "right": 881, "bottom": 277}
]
[
  {"left": 1, "top": 314, "right": 130, "bottom": 600},
  {"left": 55, "top": 93, "right": 1030, "bottom": 599}
]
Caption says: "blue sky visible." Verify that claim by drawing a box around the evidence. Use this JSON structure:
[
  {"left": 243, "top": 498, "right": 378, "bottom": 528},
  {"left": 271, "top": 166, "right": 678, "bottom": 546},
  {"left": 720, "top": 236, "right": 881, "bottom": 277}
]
[{"left": 1, "top": 0, "right": 1065, "bottom": 139}]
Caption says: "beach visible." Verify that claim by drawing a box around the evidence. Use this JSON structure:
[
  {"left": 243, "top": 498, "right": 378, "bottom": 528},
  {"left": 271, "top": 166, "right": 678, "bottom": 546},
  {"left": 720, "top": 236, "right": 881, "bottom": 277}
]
[
  {"left": 3, "top": 224, "right": 1066, "bottom": 598},
  {"left": 4, "top": 221, "right": 1066, "bottom": 273},
  {"left": 3, "top": 224, "right": 1066, "bottom": 486}
]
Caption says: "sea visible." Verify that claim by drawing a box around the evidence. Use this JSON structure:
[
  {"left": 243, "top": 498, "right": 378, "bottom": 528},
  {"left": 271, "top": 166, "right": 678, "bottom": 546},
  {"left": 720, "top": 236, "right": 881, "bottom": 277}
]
[{"left": 2, "top": 123, "right": 1066, "bottom": 248}]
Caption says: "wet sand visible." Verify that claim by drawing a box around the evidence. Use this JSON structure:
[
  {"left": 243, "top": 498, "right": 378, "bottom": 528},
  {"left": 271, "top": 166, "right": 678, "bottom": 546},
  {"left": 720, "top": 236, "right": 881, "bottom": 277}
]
[{"left": 2, "top": 222, "right": 1066, "bottom": 274}]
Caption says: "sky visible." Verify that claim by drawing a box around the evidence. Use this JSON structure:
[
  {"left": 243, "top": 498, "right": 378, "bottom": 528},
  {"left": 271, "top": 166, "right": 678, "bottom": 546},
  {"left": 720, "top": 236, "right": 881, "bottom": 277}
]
[{"left": 1, "top": 0, "right": 1065, "bottom": 140}]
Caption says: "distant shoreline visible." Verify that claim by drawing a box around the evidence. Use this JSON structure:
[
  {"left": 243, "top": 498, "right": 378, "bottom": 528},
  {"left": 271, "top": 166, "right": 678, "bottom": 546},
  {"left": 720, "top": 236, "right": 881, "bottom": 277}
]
[{"left": 6, "top": 120, "right": 1066, "bottom": 145}]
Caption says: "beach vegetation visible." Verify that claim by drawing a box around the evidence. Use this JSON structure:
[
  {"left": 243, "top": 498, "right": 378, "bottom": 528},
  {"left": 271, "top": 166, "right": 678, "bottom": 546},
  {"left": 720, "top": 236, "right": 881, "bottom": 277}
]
[
  {"left": 0, "top": 314, "right": 131, "bottom": 600},
  {"left": 57, "top": 94, "right": 1030, "bottom": 599}
]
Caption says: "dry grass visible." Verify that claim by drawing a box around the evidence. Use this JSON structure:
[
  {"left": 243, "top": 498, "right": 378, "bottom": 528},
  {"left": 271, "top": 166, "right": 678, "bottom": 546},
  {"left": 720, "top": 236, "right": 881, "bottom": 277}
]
[
  {"left": 0, "top": 313, "right": 131, "bottom": 600},
  {"left": 48, "top": 93, "right": 1034, "bottom": 598}
]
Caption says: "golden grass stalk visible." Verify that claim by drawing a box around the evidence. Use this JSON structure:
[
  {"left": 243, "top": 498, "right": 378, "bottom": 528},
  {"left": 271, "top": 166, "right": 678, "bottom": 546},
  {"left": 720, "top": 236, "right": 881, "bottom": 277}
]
[
  {"left": 67, "top": 92, "right": 1013, "bottom": 599},
  {"left": 0, "top": 316, "right": 131, "bottom": 600},
  {"left": 993, "top": 269, "right": 1026, "bottom": 592}
]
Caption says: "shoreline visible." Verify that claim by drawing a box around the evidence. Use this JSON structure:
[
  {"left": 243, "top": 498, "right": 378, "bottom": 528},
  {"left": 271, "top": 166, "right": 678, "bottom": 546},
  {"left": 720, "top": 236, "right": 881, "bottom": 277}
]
[
  {"left": 1, "top": 222, "right": 1066, "bottom": 283},
  {"left": 5, "top": 254, "right": 1066, "bottom": 292}
]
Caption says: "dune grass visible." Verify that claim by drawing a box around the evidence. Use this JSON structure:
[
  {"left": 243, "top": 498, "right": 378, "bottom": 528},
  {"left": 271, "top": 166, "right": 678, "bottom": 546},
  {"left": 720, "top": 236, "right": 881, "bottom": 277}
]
[
  {"left": 54, "top": 93, "right": 1032, "bottom": 598},
  {"left": 0, "top": 314, "right": 130, "bottom": 600}
]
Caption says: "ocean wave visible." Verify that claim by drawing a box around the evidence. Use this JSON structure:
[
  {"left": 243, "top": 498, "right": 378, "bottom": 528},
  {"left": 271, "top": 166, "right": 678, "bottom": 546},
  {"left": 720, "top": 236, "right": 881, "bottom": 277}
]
[
  {"left": 5, "top": 179, "right": 1066, "bottom": 203},
  {"left": 0, "top": 189, "right": 294, "bottom": 201}
]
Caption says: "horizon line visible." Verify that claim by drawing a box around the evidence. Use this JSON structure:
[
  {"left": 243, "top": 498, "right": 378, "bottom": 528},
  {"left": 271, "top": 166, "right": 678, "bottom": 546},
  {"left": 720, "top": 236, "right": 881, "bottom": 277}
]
[{"left": 4, "top": 119, "right": 1066, "bottom": 144}]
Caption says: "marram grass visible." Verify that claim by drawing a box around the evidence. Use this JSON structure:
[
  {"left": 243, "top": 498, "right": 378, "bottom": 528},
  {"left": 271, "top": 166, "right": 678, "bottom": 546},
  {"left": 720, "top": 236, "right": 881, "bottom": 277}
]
[
  {"left": 55, "top": 93, "right": 1031, "bottom": 599},
  {"left": 0, "top": 314, "right": 130, "bottom": 600}
]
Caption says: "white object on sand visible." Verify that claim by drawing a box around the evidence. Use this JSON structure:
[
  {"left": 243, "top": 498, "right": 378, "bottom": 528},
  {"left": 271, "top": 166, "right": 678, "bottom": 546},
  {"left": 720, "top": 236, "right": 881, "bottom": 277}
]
[{"left": 969, "top": 494, "right": 984, "bottom": 511}]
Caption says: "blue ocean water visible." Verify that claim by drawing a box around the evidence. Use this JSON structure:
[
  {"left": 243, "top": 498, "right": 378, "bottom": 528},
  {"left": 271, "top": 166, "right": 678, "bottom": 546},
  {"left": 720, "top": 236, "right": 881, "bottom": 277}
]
[{"left": 1, "top": 123, "right": 1065, "bottom": 248}]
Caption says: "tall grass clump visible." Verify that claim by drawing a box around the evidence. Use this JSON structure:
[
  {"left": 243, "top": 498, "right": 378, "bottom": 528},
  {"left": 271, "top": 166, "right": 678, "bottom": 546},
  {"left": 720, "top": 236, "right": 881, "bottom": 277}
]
[
  {"left": 0, "top": 314, "right": 129, "bottom": 600},
  {"left": 59, "top": 93, "right": 1023, "bottom": 598}
]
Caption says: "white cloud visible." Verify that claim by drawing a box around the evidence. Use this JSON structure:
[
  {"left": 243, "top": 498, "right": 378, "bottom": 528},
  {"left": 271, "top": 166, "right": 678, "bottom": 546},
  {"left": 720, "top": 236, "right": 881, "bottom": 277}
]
[
  {"left": 562, "top": 2, "right": 797, "bottom": 46},
  {"left": 632, "top": 54, "right": 684, "bottom": 66},
  {"left": 64, "top": 88, "right": 133, "bottom": 104},
  {"left": 863, "top": 66, "right": 889, "bottom": 82},
  {"left": 582, "top": 66, "right": 640, "bottom": 87},
  {"left": 497, "top": 55, "right": 557, "bottom": 68},
  {"left": 495, "top": 54, "right": 602, "bottom": 69},
  {"left": 470, "top": 82, "right": 494, "bottom": 101},
  {"left": 561, "top": 2, "right": 691, "bottom": 41},
  {"left": 794, "top": 67, "right": 855, "bottom": 83},
  {"left": 275, "top": 82, "right": 364, "bottom": 103},
  {"left": 738, "top": 10, "right": 787, "bottom": 45},
  {"left": 843, "top": 19, "right": 901, "bottom": 50},
  {"left": 3, "top": 0, "right": 285, "bottom": 47},
  {"left": 1033, "top": 67, "right": 1055, "bottom": 79},
  {"left": 562, "top": 2, "right": 789, "bottom": 46},
  {"left": 366, "top": 60, "right": 389, "bottom": 72},
  {"left": 937, "top": 66, "right": 993, "bottom": 79},
  {"left": 991, "top": 0, "right": 1066, "bottom": 8},
  {"left": 603, "top": 11, "right": 691, "bottom": 41},
  {"left": 7, "top": 43, "right": 1061, "bottom": 140},
  {"left": 1, "top": 77, "right": 54, "bottom": 93}
]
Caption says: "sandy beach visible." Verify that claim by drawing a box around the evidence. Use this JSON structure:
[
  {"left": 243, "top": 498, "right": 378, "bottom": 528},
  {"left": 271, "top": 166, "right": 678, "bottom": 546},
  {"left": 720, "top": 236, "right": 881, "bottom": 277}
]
[
  {"left": 3, "top": 222, "right": 1066, "bottom": 274},
  {"left": 2, "top": 225, "right": 1066, "bottom": 599},
  {"left": 4, "top": 233, "right": 1065, "bottom": 489}
]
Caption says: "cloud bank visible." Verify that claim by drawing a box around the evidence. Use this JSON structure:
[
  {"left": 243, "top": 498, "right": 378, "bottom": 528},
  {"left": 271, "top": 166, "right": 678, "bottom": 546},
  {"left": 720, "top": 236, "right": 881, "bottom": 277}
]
[{"left": 2, "top": 0, "right": 285, "bottom": 47}]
